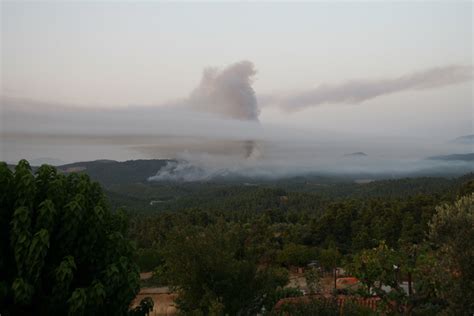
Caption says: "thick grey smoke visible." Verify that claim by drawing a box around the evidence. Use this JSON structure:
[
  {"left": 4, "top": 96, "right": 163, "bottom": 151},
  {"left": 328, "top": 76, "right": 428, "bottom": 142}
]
[
  {"left": 189, "top": 60, "right": 260, "bottom": 121},
  {"left": 270, "top": 65, "right": 473, "bottom": 111},
  {"left": 183, "top": 60, "right": 261, "bottom": 160}
]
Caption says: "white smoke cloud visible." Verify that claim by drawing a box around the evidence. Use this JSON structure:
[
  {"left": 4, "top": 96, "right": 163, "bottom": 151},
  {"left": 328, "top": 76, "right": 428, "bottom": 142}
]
[
  {"left": 266, "top": 65, "right": 473, "bottom": 111},
  {"left": 188, "top": 60, "right": 260, "bottom": 121}
]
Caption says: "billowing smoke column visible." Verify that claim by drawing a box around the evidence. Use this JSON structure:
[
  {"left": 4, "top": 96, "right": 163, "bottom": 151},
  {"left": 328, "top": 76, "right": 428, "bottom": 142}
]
[
  {"left": 147, "top": 61, "right": 263, "bottom": 181},
  {"left": 189, "top": 60, "right": 260, "bottom": 121},
  {"left": 241, "top": 140, "right": 263, "bottom": 160},
  {"left": 187, "top": 60, "right": 262, "bottom": 159}
]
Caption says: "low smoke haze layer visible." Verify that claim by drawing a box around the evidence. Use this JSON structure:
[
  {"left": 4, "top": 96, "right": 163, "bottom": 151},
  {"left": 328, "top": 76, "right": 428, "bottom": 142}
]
[
  {"left": 2, "top": 61, "right": 473, "bottom": 179},
  {"left": 1, "top": 2, "right": 473, "bottom": 180}
]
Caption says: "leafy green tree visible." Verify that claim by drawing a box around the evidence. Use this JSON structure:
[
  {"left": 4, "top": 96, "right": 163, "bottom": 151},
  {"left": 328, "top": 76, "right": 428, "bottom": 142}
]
[
  {"left": 458, "top": 179, "right": 474, "bottom": 197},
  {"left": 304, "top": 267, "right": 321, "bottom": 294},
  {"left": 163, "top": 221, "right": 287, "bottom": 315},
  {"left": 273, "top": 297, "right": 377, "bottom": 316},
  {"left": 0, "top": 161, "right": 144, "bottom": 315},
  {"left": 274, "top": 298, "right": 339, "bottom": 316},
  {"left": 404, "top": 246, "right": 446, "bottom": 315},
  {"left": 276, "top": 243, "right": 315, "bottom": 267},
  {"left": 318, "top": 244, "right": 341, "bottom": 272},
  {"left": 136, "top": 247, "right": 164, "bottom": 272},
  {"left": 264, "top": 287, "right": 303, "bottom": 314},
  {"left": 348, "top": 242, "right": 406, "bottom": 312},
  {"left": 427, "top": 193, "right": 474, "bottom": 315}
]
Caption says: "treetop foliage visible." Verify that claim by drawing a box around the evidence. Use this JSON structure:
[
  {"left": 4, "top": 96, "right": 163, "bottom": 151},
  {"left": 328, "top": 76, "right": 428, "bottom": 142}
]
[{"left": 0, "top": 160, "right": 143, "bottom": 316}]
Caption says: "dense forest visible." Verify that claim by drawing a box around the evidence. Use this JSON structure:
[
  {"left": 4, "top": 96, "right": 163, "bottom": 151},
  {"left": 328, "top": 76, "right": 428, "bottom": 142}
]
[
  {"left": 124, "top": 170, "right": 473, "bottom": 315},
  {"left": 1, "top": 160, "right": 473, "bottom": 315}
]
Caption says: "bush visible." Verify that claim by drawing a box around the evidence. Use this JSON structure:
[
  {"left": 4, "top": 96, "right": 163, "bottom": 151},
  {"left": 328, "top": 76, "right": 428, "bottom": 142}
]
[
  {"left": 277, "top": 243, "right": 315, "bottom": 267},
  {"left": 275, "top": 297, "right": 339, "bottom": 316},
  {"left": 136, "top": 247, "right": 163, "bottom": 272}
]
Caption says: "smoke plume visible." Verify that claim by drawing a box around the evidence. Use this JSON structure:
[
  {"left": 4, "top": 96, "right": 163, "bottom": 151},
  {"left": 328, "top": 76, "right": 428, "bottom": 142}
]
[
  {"left": 189, "top": 60, "right": 260, "bottom": 121},
  {"left": 271, "top": 65, "right": 473, "bottom": 111},
  {"left": 148, "top": 160, "right": 225, "bottom": 182}
]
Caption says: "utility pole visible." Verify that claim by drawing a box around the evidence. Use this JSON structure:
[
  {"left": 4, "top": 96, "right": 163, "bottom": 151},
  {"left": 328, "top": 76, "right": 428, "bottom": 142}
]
[
  {"left": 408, "top": 245, "right": 416, "bottom": 296},
  {"left": 408, "top": 272, "right": 412, "bottom": 296},
  {"left": 333, "top": 248, "right": 337, "bottom": 291}
]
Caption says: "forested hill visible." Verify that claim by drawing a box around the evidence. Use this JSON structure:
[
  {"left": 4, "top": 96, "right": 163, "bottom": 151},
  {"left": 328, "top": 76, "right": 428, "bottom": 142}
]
[
  {"left": 56, "top": 159, "right": 173, "bottom": 187},
  {"left": 106, "top": 173, "right": 474, "bottom": 213},
  {"left": 6, "top": 159, "right": 473, "bottom": 213},
  {"left": 451, "top": 134, "right": 474, "bottom": 145},
  {"left": 280, "top": 174, "right": 474, "bottom": 198},
  {"left": 427, "top": 153, "right": 474, "bottom": 162},
  {"left": 5, "top": 158, "right": 471, "bottom": 211},
  {"left": 9, "top": 157, "right": 472, "bottom": 189}
]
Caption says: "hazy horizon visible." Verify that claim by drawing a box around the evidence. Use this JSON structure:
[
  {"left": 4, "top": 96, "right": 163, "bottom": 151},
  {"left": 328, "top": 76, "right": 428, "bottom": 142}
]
[{"left": 1, "top": 2, "right": 473, "bottom": 177}]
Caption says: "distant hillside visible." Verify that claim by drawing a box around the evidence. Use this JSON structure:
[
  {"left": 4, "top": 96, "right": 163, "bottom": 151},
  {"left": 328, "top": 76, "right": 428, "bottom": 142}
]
[
  {"left": 106, "top": 173, "right": 474, "bottom": 213},
  {"left": 343, "top": 152, "right": 368, "bottom": 157},
  {"left": 451, "top": 134, "right": 474, "bottom": 145},
  {"left": 30, "top": 157, "right": 66, "bottom": 166},
  {"left": 56, "top": 159, "right": 173, "bottom": 187},
  {"left": 427, "top": 153, "right": 474, "bottom": 162}
]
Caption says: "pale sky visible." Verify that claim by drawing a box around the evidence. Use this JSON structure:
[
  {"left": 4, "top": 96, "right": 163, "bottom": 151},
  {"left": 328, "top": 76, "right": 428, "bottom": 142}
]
[
  {"left": 2, "top": 2, "right": 472, "bottom": 104},
  {"left": 1, "top": 1, "right": 473, "bottom": 165}
]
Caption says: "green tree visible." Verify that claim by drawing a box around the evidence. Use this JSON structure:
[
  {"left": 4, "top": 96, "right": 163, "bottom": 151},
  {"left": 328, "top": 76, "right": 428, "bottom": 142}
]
[
  {"left": 163, "top": 221, "right": 287, "bottom": 315},
  {"left": 427, "top": 193, "right": 474, "bottom": 315},
  {"left": 318, "top": 244, "right": 341, "bottom": 272},
  {"left": 348, "top": 242, "right": 406, "bottom": 312},
  {"left": 276, "top": 243, "right": 315, "bottom": 267},
  {"left": 304, "top": 267, "right": 321, "bottom": 294},
  {"left": 458, "top": 179, "right": 474, "bottom": 198},
  {"left": 0, "top": 161, "right": 145, "bottom": 315},
  {"left": 405, "top": 246, "right": 446, "bottom": 315}
]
